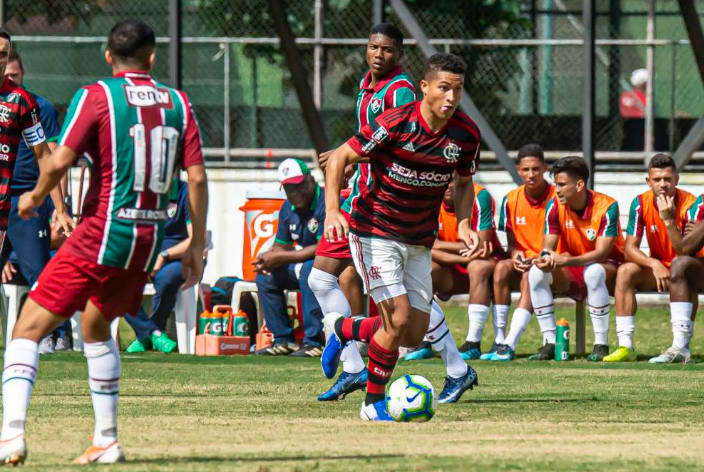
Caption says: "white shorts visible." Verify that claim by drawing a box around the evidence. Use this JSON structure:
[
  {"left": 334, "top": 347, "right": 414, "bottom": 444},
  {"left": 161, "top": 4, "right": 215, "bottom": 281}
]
[{"left": 349, "top": 233, "right": 432, "bottom": 314}]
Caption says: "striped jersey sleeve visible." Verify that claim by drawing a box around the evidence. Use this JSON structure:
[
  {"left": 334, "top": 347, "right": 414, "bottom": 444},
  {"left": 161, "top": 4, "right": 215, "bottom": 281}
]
[
  {"left": 347, "top": 113, "right": 392, "bottom": 157},
  {"left": 384, "top": 83, "right": 415, "bottom": 109},
  {"left": 544, "top": 197, "right": 560, "bottom": 235},
  {"left": 626, "top": 196, "right": 644, "bottom": 237},
  {"left": 598, "top": 201, "right": 620, "bottom": 237},
  {"left": 173, "top": 91, "right": 204, "bottom": 168},
  {"left": 475, "top": 188, "right": 495, "bottom": 231},
  {"left": 498, "top": 194, "right": 509, "bottom": 232},
  {"left": 687, "top": 195, "right": 704, "bottom": 223},
  {"left": 18, "top": 91, "right": 45, "bottom": 148},
  {"left": 58, "top": 87, "right": 98, "bottom": 156}
]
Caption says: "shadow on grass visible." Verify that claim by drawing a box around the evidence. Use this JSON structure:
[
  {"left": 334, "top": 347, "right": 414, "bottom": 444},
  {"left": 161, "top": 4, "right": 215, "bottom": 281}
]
[{"left": 129, "top": 453, "right": 403, "bottom": 465}]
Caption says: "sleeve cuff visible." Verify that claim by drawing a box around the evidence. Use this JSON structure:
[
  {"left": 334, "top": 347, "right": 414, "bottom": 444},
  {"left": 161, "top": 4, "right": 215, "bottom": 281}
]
[
  {"left": 347, "top": 137, "right": 364, "bottom": 156},
  {"left": 274, "top": 238, "right": 293, "bottom": 245}
]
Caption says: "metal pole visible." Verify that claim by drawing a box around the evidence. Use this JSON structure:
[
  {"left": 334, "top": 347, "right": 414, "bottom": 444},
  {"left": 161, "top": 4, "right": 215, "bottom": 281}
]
[
  {"left": 644, "top": 0, "right": 655, "bottom": 160},
  {"left": 583, "top": 0, "right": 595, "bottom": 189},
  {"left": 539, "top": 0, "right": 554, "bottom": 114},
  {"left": 168, "top": 0, "right": 182, "bottom": 90},
  {"left": 313, "top": 0, "right": 323, "bottom": 109},
  {"left": 223, "top": 44, "right": 231, "bottom": 161},
  {"left": 372, "top": 0, "right": 385, "bottom": 25},
  {"left": 250, "top": 55, "right": 258, "bottom": 149},
  {"left": 670, "top": 42, "right": 676, "bottom": 152},
  {"left": 389, "top": 0, "right": 520, "bottom": 184},
  {"left": 0, "top": 0, "right": 5, "bottom": 26}
]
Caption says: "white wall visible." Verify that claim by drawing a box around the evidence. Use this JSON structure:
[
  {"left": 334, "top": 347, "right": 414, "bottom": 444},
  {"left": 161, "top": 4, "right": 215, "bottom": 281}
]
[{"left": 71, "top": 168, "right": 704, "bottom": 285}]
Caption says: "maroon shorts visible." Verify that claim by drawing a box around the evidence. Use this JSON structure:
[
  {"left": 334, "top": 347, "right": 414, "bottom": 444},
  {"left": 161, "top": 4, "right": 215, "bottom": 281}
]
[
  {"left": 29, "top": 250, "right": 149, "bottom": 321},
  {"left": 315, "top": 210, "right": 352, "bottom": 259}
]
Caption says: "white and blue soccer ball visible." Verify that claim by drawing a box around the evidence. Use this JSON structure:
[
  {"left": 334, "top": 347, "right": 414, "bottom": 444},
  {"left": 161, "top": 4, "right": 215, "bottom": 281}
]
[{"left": 386, "top": 374, "right": 437, "bottom": 422}]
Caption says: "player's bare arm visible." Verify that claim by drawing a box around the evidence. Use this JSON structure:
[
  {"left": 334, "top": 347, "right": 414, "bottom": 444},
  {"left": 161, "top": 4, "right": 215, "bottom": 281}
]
[
  {"left": 181, "top": 163, "right": 208, "bottom": 289},
  {"left": 624, "top": 233, "right": 670, "bottom": 292},
  {"left": 453, "top": 173, "right": 480, "bottom": 257},
  {"left": 30, "top": 140, "right": 75, "bottom": 233},
  {"left": 19, "top": 144, "right": 76, "bottom": 220},
  {"left": 659, "top": 194, "right": 704, "bottom": 256},
  {"left": 324, "top": 142, "right": 362, "bottom": 242}
]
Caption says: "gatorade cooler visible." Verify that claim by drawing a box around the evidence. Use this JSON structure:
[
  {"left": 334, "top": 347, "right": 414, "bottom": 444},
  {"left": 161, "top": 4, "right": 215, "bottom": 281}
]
[{"left": 239, "top": 190, "right": 286, "bottom": 281}]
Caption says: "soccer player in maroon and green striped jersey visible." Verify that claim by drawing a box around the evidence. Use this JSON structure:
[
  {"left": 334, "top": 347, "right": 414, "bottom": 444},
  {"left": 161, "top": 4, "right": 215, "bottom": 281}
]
[
  {"left": 0, "top": 20, "right": 207, "bottom": 465},
  {"left": 322, "top": 53, "right": 483, "bottom": 420}
]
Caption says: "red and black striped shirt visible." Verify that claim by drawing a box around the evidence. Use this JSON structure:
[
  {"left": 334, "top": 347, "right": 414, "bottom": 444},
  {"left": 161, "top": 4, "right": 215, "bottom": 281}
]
[{"left": 346, "top": 101, "right": 481, "bottom": 247}]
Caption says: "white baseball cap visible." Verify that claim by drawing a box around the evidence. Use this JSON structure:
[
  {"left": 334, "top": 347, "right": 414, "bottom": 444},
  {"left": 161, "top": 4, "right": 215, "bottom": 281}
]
[
  {"left": 630, "top": 68, "right": 648, "bottom": 87},
  {"left": 277, "top": 158, "right": 310, "bottom": 185}
]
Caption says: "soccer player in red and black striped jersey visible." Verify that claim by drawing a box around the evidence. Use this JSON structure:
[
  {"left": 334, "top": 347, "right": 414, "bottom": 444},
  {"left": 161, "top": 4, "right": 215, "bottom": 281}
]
[{"left": 322, "top": 53, "right": 482, "bottom": 421}]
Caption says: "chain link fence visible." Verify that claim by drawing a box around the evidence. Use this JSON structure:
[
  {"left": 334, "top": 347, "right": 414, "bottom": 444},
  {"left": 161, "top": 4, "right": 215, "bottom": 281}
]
[{"left": 4, "top": 0, "right": 704, "bottom": 167}]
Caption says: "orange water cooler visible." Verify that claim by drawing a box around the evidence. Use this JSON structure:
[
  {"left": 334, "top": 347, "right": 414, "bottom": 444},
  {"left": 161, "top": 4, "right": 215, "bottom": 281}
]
[{"left": 239, "top": 190, "right": 286, "bottom": 281}]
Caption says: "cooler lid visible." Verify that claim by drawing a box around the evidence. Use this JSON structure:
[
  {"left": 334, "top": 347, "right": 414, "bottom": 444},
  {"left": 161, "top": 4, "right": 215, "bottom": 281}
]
[{"left": 245, "top": 189, "right": 286, "bottom": 199}]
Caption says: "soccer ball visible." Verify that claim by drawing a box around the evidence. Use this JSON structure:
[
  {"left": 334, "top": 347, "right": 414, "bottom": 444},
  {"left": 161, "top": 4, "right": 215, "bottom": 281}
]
[{"left": 386, "top": 374, "right": 437, "bottom": 422}]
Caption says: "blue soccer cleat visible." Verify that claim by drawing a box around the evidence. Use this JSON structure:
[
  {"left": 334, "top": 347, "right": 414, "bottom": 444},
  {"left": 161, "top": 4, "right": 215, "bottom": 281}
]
[
  {"left": 479, "top": 342, "right": 500, "bottom": 360},
  {"left": 317, "top": 369, "right": 368, "bottom": 401},
  {"left": 402, "top": 342, "right": 433, "bottom": 361},
  {"left": 489, "top": 344, "right": 515, "bottom": 361},
  {"left": 321, "top": 312, "right": 348, "bottom": 379},
  {"left": 359, "top": 397, "right": 394, "bottom": 421},
  {"left": 438, "top": 365, "right": 478, "bottom": 404},
  {"left": 459, "top": 341, "right": 481, "bottom": 360}
]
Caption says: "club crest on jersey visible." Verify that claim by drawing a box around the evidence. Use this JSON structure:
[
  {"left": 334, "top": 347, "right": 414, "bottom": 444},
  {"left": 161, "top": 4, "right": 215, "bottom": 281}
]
[
  {"left": 443, "top": 142, "right": 460, "bottom": 163},
  {"left": 167, "top": 203, "right": 178, "bottom": 219},
  {"left": 585, "top": 228, "right": 597, "bottom": 240},
  {"left": 370, "top": 97, "right": 382, "bottom": 113},
  {"left": 307, "top": 218, "right": 319, "bottom": 234},
  {"left": 123, "top": 85, "right": 174, "bottom": 109},
  {"left": 0, "top": 104, "right": 11, "bottom": 123}
]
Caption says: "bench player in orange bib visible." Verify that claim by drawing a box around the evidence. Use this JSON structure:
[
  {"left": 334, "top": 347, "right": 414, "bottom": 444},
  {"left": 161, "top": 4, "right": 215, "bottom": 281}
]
[
  {"left": 605, "top": 154, "right": 697, "bottom": 362},
  {"left": 529, "top": 156, "right": 624, "bottom": 362},
  {"left": 486, "top": 144, "right": 557, "bottom": 361}
]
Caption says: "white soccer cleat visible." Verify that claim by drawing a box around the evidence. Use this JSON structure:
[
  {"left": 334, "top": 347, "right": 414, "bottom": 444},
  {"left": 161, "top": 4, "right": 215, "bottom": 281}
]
[
  {"left": 648, "top": 346, "right": 691, "bottom": 364},
  {"left": 0, "top": 433, "right": 27, "bottom": 466},
  {"left": 73, "top": 441, "right": 125, "bottom": 465}
]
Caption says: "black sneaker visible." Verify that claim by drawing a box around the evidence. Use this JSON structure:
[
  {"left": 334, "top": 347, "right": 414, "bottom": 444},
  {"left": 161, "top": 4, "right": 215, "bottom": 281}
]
[
  {"left": 587, "top": 344, "right": 609, "bottom": 362},
  {"left": 289, "top": 344, "right": 323, "bottom": 357},
  {"left": 527, "top": 342, "right": 555, "bottom": 360},
  {"left": 258, "top": 342, "right": 298, "bottom": 356}
]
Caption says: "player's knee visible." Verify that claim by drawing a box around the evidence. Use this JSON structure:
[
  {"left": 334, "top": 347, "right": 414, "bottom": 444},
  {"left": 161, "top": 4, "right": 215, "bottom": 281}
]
[
  {"left": 468, "top": 260, "right": 493, "bottom": 279},
  {"left": 528, "top": 264, "right": 549, "bottom": 289},
  {"left": 583, "top": 263, "right": 606, "bottom": 291},
  {"left": 670, "top": 256, "right": 695, "bottom": 283},
  {"left": 615, "top": 262, "right": 640, "bottom": 289},
  {"left": 308, "top": 267, "right": 337, "bottom": 295},
  {"left": 493, "top": 259, "right": 512, "bottom": 283}
]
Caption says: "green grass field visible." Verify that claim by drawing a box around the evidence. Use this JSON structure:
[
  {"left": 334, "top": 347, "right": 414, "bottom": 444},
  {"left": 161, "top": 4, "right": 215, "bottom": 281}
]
[{"left": 4, "top": 303, "right": 704, "bottom": 471}]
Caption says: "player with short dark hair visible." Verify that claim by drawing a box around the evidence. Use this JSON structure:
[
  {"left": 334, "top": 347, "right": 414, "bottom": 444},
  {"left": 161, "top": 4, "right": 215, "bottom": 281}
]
[
  {"left": 604, "top": 153, "right": 696, "bottom": 362},
  {"left": 0, "top": 19, "right": 207, "bottom": 465},
  {"left": 309, "top": 22, "right": 415, "bottom": 400},
  {"left": 321, "top": 52, "right": 481, "bottom": 420},
  {"left": 528, "top": 156, "right": 624, "bottom": 362},
  {"left": 651, "top": 156, "right": 704, "bottom": 363},
  {"left": 486, "top": 144, "right": 557, "bottom": 361}
]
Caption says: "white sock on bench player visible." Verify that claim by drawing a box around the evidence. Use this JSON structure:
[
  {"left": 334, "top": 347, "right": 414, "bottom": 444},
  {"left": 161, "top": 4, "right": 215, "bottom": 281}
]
[
  {"left": 528, "top": 266, "right": 556, "bottom": 344},
  {"left": 584, "top": 264, "right": 610, "bottom": 346}
]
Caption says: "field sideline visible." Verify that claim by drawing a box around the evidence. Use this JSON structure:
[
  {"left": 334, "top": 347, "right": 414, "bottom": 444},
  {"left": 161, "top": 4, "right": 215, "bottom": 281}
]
[{"left": 3, "top": 304, "right": 704, "bottom": 471}]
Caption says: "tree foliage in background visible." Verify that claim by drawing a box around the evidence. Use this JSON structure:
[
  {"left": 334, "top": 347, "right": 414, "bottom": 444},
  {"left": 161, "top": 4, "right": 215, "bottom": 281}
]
[{"left": 6, "top": 0, "right": 113, "bottom": 27}]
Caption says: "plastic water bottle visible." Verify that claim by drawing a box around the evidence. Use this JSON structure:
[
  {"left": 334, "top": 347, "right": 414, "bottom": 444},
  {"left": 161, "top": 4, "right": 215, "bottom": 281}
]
[{"left": 555, "top": 317, "right": 570, "bottom": 361}]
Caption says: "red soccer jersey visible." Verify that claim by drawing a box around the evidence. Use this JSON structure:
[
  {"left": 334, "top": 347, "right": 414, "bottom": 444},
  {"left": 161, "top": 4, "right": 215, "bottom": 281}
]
[
  {"left": 347, "top": 101, "right": 481, "bottom": 248},
  {"left": 0, "top": 77, "right": 45, "bottom": 228}
]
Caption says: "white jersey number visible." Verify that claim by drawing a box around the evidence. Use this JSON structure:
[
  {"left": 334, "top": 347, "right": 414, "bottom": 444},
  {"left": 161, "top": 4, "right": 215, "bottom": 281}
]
[{"left": 129, "top": 124, "right": 180, "bottom": 195}]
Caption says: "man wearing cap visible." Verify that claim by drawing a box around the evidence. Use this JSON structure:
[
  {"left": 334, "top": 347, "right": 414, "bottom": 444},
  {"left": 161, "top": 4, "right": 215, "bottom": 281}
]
[
  {"left": 620, "top": 68, "right": 648, "bottom": 150},
  {"left": 254, "top": 158, "right": 326, "bottom": 356}
]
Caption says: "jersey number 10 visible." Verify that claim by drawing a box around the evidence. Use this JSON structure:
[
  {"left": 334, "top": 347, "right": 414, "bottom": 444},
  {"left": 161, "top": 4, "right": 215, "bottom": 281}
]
[{"left": 130, "top": 124, "right": 180, "bottom": 195}]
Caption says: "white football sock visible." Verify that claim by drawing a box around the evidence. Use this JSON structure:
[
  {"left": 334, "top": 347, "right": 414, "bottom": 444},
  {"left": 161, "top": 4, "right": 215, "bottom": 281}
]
[
  {"left": 584, "top": 264, "right": 610, "bottom": 346},
  {"left": 85, "top": 339, "right": 120, "bottom": 447},
  {"left": 466, "top": 304, "right": 490, "bottom": 343},
  {"left": 1, "top": 339, "right": 38, "bottom": 440},
  {"left": 340, "top": 317, "right": 365, "bottom": 374},
  {"left": 529, "top": 266, "right": 556, "bottom": 344},
  {"left": 427, "top": 301, "right": 467, "bottom": 378},
  {"left": 670, "top": 302, "right": 694, "bottom": 349},
  {"left": 492, "top": 304, "right": 509, "bottom": 344},
  {"left": 503, "top": 307, "right": 532, "bottom": 350},
  {"left": 309, "top": 267, "right": 364, "bottom": 373},
  {"left": 615, "top": 315, "right": 635, "bottom": 349}
]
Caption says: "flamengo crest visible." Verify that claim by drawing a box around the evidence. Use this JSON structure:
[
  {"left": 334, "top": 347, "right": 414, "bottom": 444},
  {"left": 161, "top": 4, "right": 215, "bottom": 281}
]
[{"left": 443, "top": 142, "right": 460, "bottom": 163}]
